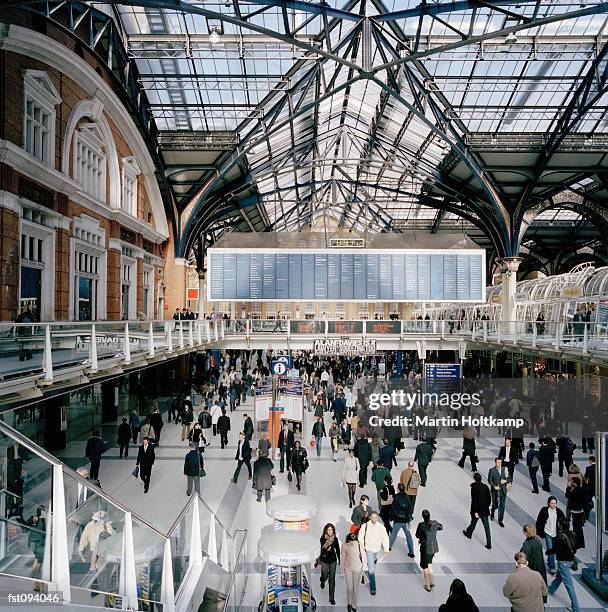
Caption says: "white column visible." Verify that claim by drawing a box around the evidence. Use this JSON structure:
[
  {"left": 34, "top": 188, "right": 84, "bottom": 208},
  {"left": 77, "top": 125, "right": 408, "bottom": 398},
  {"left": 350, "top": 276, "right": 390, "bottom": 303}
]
[
  {"left": 148, "top": 321, "right": 155, "bottom": 357},
  {"left": 123, "top": 323, "right": 131, "bottom": 364},
  {"left": 89, "top": 324, "right": 98, "bottom": 373},
  {"left": 166, "top": 322, "right": 174, "bottom": 352},
  {"left": 43, "top": 324, "right": 53, "bottom": 383},
  {"left": 160, "top": 537, "right": 176, "bottom": 612},
  {"left": 196, "top": 320, "right": 202, "bottom": 345},
  {"left": 120, "top": 512, "right": 139, "bottom": 610},
  {"left": 179, "top": 321, "right": 185, "bottom": 349},
  {"left": 496, "top": 257, "right": 522, "bottom": 336},
  {"left": 51, "top": 465, "right": 71, "bottom": 602}
]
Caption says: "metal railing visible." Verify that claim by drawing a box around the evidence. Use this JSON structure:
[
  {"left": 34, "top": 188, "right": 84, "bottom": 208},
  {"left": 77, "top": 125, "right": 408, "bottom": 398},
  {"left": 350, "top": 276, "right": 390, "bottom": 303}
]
[{"left": 0, "top": 419, "right": 241, "bottom": 610}]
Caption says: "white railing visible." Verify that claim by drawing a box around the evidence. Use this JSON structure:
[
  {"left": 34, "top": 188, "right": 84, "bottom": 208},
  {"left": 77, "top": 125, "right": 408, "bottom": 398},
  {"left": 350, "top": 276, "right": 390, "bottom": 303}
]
[{"left": 0, "top": 420, "right": 245, "bottom": 609}]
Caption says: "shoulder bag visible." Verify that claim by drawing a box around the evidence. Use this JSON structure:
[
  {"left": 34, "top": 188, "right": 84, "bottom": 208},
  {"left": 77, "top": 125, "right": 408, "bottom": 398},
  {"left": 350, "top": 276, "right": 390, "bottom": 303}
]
[{"left": 197, "top": 452, "right": 206, "bottom": 478}]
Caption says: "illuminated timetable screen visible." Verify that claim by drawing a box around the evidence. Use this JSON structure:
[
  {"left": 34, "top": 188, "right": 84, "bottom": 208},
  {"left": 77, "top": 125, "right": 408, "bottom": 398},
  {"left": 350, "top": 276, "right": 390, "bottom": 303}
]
[{"left": 207, "top": 248, "right": 485, "bottom": 302}]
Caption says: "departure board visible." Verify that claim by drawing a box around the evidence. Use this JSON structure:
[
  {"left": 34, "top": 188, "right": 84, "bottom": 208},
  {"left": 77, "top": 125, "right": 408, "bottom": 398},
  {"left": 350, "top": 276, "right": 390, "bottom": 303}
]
[{"left": 208, "top": 249, "right": 485, "bottom": 302}]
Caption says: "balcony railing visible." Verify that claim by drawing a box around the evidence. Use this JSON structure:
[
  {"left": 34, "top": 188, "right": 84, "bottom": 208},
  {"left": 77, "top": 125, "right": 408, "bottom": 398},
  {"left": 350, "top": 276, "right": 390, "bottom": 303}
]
[{"left": 0, "top": 420, "right": 246, "bottom": 610}]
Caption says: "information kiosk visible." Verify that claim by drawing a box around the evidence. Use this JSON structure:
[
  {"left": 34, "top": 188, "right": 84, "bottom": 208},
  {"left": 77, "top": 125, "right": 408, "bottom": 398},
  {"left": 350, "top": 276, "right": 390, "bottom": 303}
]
[{"left": 258, "top": 495, "right": 319, "bottom": 612}]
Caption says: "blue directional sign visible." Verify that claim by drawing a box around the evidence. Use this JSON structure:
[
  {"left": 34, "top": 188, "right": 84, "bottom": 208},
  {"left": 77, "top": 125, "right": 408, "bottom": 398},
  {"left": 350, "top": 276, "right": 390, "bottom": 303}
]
[
  {"left": 273, "top": 355, "right": 292, "bottom": 369},
  {"left": 272, "top": 361, "right": 287, "bottom": 376}
]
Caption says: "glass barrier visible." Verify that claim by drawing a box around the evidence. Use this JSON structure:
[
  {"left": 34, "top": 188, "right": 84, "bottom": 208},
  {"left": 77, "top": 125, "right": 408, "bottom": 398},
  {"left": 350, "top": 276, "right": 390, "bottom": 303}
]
[
  {"left": 170, "top": 500, "right": 194, "bottom": 596},
  {"left": 0, "top": 420, "right": 245, "bottom": 611}
]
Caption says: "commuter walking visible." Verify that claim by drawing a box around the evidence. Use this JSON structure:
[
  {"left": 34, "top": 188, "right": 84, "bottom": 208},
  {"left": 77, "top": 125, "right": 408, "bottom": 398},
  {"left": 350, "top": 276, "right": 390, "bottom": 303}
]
[
  {"left": 217, "top": 409, "right": 231, "bottom": 449},
  {"left": 243, "top": 413, "right": 254, "bottom": 442},
  {"left": 198, "top": 406, "right": 212, "bottom": 445},
  {"left": 379, "top": 438, "right": 397, "bottom": 469},
  {"left": 539, "top": 437, "right": 556, "bottom": 492},
  {"left": 458, "top": 426, "right": 478, "bottom": 471},
  {"left": 341, "top": 532, "right": 366, "bottom": 612},
  {"left": 488, "top": 457, "right": 511, "bottom": 527},
  {"left": 438, "top": 579, "right": 479, "bottom": 612},
  {"left": 414, "top": 439, "right": 433, "bottom": 486},
  {"left": 179, "top": 400, "right": 194, "bottom": 441},
  {"left": 399, "top": 461, "right": 420, "bottom": 513},
  {"left": 371, "top": 462, "right": 390, "bottom": 509},
  {"left": 502, "top": 551, "right": 547, "bottom": 612},
  {"left": 565, "top": 476, "right": 587, "bottom": 550},
  {"left": 210, "top": 401, "right": 221, "bottom": 436},
  {"left": 379, "top": 475, "right": 395, "bottom": 534},
  {"left": 136, "top": 436, "right": 155, "bottom": 493},
  {"left": 117, "top": 418, "right": 131, "bottom": 458},
  {"left": 415, "top": 509, "right": 443, "bottom": 592},
  {"left": 354, "top": 437, "right": 372, "bottom": 487},
  {"left": 526, "top": 442, "right": 541, "bottom": 494},
  {"left": 498, "top": 437, "right": 518, "bottom": 480},
  {"left": 232, "top": 432, "right": 252, "bottom": 483},
  {"left": 290, "top": 440, "right": 309, "bottom": 491},
  {"left": 312, "top": 416, "right": 326, "bottom": 457},
  {"left": 463, "top": 472, "right": 492, "bottom": 549},
  {"left": 358, "top": 511, "right": 389, "bottom": 596},
  {"left": 318, "top": 523, "right": 340, "bottom": 605},
  {"left": 278, "top": 422, "right": 295, "bottom": 473},
  {"left": 350, "top": 495, "right": 370, "bottom": 534},
  {"left": 546, "top": 518, "right": 580, "bottom": 612},
  {"left": 389, "top": 483, "right": 415, "bottom": 558},
  {"left": 536, "top": 496, "right": 565, "bottom": 576},
  {"left": 252, "top": 452, "right": 274, "bottom": 502},
  {"left": 149, "top": 407, "right": 163, "bottom": 445},
  {"left": 329, "top": 422, "right": 340, "bottom": 461},
  {"left": 184, "top": 442, "right": 203, "bottom": 496},
  {"left": 139, "top": 418, "right": 156, "bottom": 445},
  {"left": 129, "top": 411, "right": 140, "bottom": 444},
  {"left": 342, "top": 449, "right": 360, "bottom": 508},
  {"left": 520, "top": 525, "right": 547, "bottom": 585},
  {"left": 85, "top": 430, "right": 105, "bottom": 481}
]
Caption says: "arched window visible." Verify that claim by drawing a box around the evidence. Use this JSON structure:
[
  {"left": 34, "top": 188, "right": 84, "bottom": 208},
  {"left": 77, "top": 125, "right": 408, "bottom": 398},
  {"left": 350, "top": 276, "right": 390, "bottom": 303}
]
[{"left": 73, "top": 123, "right": 106, "bottom": 202}]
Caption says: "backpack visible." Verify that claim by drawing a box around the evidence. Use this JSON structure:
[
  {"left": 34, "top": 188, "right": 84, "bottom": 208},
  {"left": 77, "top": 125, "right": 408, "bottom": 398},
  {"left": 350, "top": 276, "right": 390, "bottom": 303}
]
[
  {"left": 392, "top": 494, "right": 411, "bottom": 522},
  {"left": 200, "top": 412, "right": 212, "bottom": 428},
  {"left": 409, "top": 471, "right": 420, "bottom": 489},
  {"left": 566, "top": 438, "right": 576, "bottom": 454}
]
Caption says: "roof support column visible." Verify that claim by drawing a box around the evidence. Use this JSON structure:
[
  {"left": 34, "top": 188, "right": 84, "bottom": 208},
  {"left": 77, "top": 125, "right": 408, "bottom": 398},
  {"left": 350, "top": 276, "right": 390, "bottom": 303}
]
[{"left": 496, "top": 257, "right": 523, "bottom": 336}]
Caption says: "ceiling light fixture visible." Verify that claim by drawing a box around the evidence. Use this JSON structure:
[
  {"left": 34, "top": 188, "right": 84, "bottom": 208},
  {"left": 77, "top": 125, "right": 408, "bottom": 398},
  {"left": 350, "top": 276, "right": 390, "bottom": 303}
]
[
  {"left": 209, "top": 27, "right": 221, "bottom": 44},
  {"left": 504, "top": 32, "right": 518, "bottom": 44}
]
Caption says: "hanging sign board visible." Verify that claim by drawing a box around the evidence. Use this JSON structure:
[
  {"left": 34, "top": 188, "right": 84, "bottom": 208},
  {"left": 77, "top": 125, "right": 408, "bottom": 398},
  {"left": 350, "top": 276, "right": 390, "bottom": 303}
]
[{"left": 313, "top": 338, "right": 376, "bottom": 356}]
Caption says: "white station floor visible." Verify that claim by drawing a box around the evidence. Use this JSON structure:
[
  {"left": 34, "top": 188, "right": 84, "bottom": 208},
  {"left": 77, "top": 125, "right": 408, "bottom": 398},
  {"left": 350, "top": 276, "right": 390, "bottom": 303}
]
[{"left": 76, "top": 395, "right": 606, "bottom": 611}]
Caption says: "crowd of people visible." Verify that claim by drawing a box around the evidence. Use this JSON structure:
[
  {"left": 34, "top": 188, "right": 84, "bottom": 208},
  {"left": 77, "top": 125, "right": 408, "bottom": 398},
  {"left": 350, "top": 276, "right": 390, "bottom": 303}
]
[{"left": 89, "top": 348, "right": 599, "bottom": 611}]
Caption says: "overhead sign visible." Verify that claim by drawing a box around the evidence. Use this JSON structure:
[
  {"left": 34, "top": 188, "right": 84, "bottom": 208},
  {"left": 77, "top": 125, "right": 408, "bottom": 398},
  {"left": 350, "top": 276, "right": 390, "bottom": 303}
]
[
  {"left": 186, "top": 288, "right": 199, "bottom": 300},
  {"left": 425, "top": 363, "right": 462, "bottom": 380},
  {"left": 207, "top": 248, "right": 485, "bottom": 302},
  {"left": 313, "top": 338, "right": 377, "bottom": 356},
  {"left": 273, "top": 354, "right": 292, "bottom": 369}
]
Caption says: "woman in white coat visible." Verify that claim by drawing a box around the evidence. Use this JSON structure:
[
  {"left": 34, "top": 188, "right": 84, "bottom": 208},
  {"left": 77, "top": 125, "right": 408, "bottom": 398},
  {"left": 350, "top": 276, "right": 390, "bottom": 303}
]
[{"left": 342, "top": 448, "right": 360, "bottom": 508}]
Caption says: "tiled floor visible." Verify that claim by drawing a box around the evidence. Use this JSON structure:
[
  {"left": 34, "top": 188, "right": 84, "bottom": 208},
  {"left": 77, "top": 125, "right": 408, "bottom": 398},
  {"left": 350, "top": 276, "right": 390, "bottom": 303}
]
[{"left": 78, "top": 395, "right": 606, "bottom": 611}]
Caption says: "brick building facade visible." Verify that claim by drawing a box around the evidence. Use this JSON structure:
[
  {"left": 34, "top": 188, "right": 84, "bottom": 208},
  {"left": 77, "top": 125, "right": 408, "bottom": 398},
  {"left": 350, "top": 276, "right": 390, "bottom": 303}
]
[{"left": 0, "top": 15, "right": 170, "bottom": 322}]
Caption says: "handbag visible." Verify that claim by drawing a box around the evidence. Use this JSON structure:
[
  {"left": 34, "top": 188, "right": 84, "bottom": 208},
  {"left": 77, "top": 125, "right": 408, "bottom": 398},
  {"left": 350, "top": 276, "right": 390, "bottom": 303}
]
[
  {"left": 132, "top": 466, "right": 139, "bottom": 478},
  {"left": 271, "top": 475, "right": 276, "bottom": 486},
  {"left": 197, "top": 453, "right": 206, "bottom": 478}
]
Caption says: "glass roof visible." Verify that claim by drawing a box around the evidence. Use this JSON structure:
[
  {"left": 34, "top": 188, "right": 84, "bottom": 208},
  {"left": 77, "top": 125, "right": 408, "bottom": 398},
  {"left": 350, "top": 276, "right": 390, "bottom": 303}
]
[{"left": 106, "top": 0, "right": 608, "bottom": 237}]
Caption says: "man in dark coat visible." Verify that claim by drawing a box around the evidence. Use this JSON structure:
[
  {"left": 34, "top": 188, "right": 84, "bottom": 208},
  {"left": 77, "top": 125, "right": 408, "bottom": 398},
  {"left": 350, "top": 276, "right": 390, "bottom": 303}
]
[
  {"left": 463, "top": 472, "right": 492, "bottom": 549},
  {"left": 149, "top": 408, "right": 164, "bottom": 445},
  {"left": 414, "top": 439, "right": 434, "bottom": 487},
  {"left": 116, "top": 418, "right": 131, "bottom": 458},
  {"left": 243, "top": 414, "right": 254, "bottom": 442},
  {"left": 354, "top": 437, "right": 372, "bottom": 487},
  {"left": 184, "top": 442, "right": 203, "bottom": 496},
  {"left": 488, "top": 457, "right": 511, "bottom": 527},
  {"left": 217, "top": 409, "right": 231, "bottom": 449},
  {"left": 538, "top": 438, "right": 556, "bottom": 492},
  {"left": 498, "top": 437, "right": 519, "bottom": 480},
  {"left": 379, "top": 438, "right": 397, "bottom": 469},
  {"left": 136, "top": 437, "right": 155, "bottom": 493},
  {"left": 253, "top": 453, "right": 275, "bottom": 502},
  {"left": 232, "top": 432, "right": 252, "bottom": 483},
  {"left": 85, "top": 430, "right": 105, "bottom": 481},
  {"left": 278, "top": 421, "right": 295, "bottom": 473}
]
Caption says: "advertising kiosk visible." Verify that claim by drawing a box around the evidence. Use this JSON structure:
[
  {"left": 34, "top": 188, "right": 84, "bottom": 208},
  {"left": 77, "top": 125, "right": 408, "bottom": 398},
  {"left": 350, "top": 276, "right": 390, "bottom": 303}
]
[{"left": 258, "top": 495, "right": 319, "bottom": 612}]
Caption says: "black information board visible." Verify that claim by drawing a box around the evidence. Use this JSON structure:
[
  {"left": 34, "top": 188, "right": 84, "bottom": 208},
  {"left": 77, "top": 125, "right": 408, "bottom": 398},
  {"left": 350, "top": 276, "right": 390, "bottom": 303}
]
[{"left": 208, "top": 249, "right": 485, "bottom": 302}]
